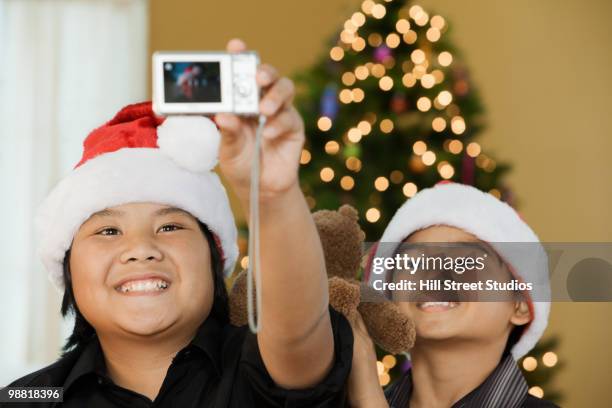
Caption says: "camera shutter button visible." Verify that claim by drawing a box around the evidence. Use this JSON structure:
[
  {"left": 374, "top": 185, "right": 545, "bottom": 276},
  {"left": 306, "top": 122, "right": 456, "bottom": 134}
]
[{"left": 235, "top": 79, "right": 252, "bottom": 97}]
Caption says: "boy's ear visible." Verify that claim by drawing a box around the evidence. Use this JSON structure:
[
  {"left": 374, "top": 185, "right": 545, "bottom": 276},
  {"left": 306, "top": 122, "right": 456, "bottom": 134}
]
[{"left": 510, "top": 301, "right": 531, "bottom": 326}]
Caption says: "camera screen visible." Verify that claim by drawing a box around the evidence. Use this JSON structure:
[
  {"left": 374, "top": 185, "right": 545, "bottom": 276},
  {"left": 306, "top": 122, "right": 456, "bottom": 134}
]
[{"left": 163, "top": 61, "right": 221, "bottom": 103}]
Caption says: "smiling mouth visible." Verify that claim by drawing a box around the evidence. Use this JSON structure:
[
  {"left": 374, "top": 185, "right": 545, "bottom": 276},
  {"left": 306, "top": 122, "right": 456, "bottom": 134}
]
[
  {"left": 115, "top": 278, "right": 170, "bottom": 294},
  {"left": 416, "top": 301, "right": 459, "bottom": 312}
]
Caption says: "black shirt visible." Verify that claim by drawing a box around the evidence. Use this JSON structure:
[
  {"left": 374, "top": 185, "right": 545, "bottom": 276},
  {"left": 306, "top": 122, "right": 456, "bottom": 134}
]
[
  {"left": 385, "top": 353, "right": 560, "bottom": 408},
  {"left": 3, "top": 307, "right": 353, "bottom": 408}
]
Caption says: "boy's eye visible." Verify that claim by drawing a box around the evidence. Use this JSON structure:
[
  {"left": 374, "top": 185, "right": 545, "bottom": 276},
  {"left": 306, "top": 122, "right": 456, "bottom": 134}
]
[
  {"left": 159, "top": 224, "right": 183, "bottom": 233},
  {"left": 97, "top": 227, "right": 120, "bottom": 236}
]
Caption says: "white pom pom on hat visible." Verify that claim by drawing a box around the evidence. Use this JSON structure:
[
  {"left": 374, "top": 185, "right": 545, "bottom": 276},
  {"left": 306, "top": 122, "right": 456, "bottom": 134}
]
[{"left": 157, "top": 115, "right": 221, "bottom": 173}]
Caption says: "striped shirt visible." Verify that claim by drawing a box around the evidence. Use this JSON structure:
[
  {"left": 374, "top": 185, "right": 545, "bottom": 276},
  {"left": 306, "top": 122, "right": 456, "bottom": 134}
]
[{"left": 385, "top": 354, "right": 559, "bottom": 408}]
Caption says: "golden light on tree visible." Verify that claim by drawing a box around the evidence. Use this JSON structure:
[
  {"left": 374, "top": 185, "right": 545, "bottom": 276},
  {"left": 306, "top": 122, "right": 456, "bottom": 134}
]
[
  {"left": 344, "top": 20, "right": 357, "bottom": 34},
  {"left": 412, "top": 64, "right": 426, "bottom": 79},
  {"left": 348, "top": 127, "right": 363, "bottom": 143},
  {"left": 448, "top": 139, "right": 463, "bottom": 154},
  {"left": 402, "top": 182, "right": 417, "bottom": 197},
  {"left": 352, "top": 37, "right": 366, "bottom": 52},
  {"left": 528, "top": 387, "right": 544, "bottom": 399},
  {"left": 371, "top": 64, "right": 386, "bottom": 78},
  {"left": 438, "top": 51, "right": 453, "bottom": 66},
  {"left": 345, "top": 156, "right": 362, "bottom": 172},
  {"left": 330, "top": 46, "right": 344, "bottom": 61},
  {"left": 402, "top": 73, "right": 417, "bottom": 87},
  {"left": 432, "top": 117, "right": 447, "bottom": 132},
  {"left": 427, "top": 27, "right": 441, "bottom": 42},
  {"left": 416, "top": 96, "right": 432, "bottom": 112},
  {"left": 432, "top": 69, "right": 445, "bottom": 83},
  {"left": 437, "top": 161, "right": 455, "bottom": 179},
  {"left": 395, "top": 19, "right": 410, "bottom": 34},
  {"left": 320, "top": 167, "right": 335, "bottom": 182},
  {"left": 403, "top": 30, "right": 417, "bottom": 44},
  {"left": 386, "top": 33, "right": 401, "bottom": 48},
  {"left": 300, "top": 149, "right": 311, "bottom": 164},
  {"left": 368, "top": 33, "right": 383, "bottom": 47},
  {"left": 340, "top": 175, "right": 355, "bottom": 190},
  {"left": 411, "top": 49, "right": 426, "bottom": 64},
  {"left": 324, "top": 140, "right": 340, "bottom": 154},
  {"left": 437, "top": 90, "right": 453, "bottom": 106},
  {"left": 421, "top": 73, "right": 435, "bottom": 88},
  {"left": 357, "top": 120, "right": 372, "bottom": 135},
  {"left": 380, "top": 118, "right": 394, "bottom": 133},
  {"left": 374, "top": 176, "right": 390, "bottom": 191},
  {"left": 351, "top": 11, "right": 366, "bottom": 27},
  {"left": 421, "top": 150, "right": 436, "bottom": 166},
  {"left": 340, "top": 30, "right": 357, "bottom": 44},
  {"left": 412, "top": 140, "right": 427, "bottom": 155},
  {"left": 352, "top": 88, "right": 365, "bottom": 102},
  {"left": 451, "top": 116, "right": 466, "bottom": 134},
  {"left": 361, "top": 0, "right": 375, "bottom": 15},
  {"left": 339, "top": 89, "right": 353, "bottom": 104},
  {"left": 522, "top": 356, "right": 538, "bottom": 372},
  {"left": 430, "top": 15, "right": 446, "bottom": 29},
  {"left": 355, "top": 65, "right": 369, "bottom": 80},
  {"left": 240, "top": 256, "right": 249, "bottom": 269},
  {"left": 543, "top": 352, "right": 558, "bottom": 367},
  {"left": 366, "top": 207, "right": 381, "bottom": 222},
  {"left": 466, "top": 142, "right": 481, "bottom": 157},
  {"left": 379, "top": 372, "right": 391, "bottom": 386},
  {"left": 317, "top": 116, "right": 332, "bottom": 131},
  {"left": 382, "top": 355, "right": 397, "bottom": 368},
  {"left": 371, "top": 3, "right": 386, "bottom": 19},
  {"left": 379, "top": 76, "right": 394, "bottom": 91},
  {"left": 342, "top": 72, "right": 356, "bottom": 86}
]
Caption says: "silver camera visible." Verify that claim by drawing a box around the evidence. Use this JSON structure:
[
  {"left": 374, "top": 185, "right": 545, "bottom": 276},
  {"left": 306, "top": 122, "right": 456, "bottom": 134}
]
[{"left": 152, "top": 51, "right": 260, "bottom": 116}]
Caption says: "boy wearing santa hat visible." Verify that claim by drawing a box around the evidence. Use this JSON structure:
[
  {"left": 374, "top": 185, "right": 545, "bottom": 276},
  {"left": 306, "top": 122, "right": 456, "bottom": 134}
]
[
  {"left": 348, "top": 182, "right": 558, "bottom": 408},
  {"left": 6, "top": 40, "right": 352, "bottom": 407}
]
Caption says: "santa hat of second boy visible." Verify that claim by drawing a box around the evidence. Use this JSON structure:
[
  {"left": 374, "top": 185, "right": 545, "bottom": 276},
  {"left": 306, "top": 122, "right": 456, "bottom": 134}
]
[
  {"left": 364, "top": 182, "right": 550, "bottom": 360},
  {"left": 35, "top": 101, "right": 238, "bottom": 291}
]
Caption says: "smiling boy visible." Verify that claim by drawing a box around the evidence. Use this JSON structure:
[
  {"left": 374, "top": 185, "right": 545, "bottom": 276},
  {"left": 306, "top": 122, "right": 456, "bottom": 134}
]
[
  {"left": 351, "top": 182, "right": 558, "bottom": 408},
  {"left": 5, "top": 39, "right": 353, "bottom": 407}
]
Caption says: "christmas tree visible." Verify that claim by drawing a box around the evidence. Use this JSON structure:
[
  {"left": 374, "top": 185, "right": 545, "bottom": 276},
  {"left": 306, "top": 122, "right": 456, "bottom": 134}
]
[
  {"left": 289, "top": 0, "right": 563, "bottom": 403},
  {"left": 293, "top": 0, "right": 509, "bottom": 240}
]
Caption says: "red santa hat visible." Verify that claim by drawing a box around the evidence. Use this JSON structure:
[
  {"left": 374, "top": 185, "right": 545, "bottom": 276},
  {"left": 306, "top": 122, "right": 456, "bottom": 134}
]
[
  {"left": 36, "top": 101, "right": 238, "bottom": 291},
  {"left": 364, "top": 182, "right": 550, "bottom": 360}
]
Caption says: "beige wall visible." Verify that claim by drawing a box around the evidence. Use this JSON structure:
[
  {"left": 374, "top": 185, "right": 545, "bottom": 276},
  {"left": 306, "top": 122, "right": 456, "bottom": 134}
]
[{"left": 151, "top": 1, "right": 612, "bottom": 406}]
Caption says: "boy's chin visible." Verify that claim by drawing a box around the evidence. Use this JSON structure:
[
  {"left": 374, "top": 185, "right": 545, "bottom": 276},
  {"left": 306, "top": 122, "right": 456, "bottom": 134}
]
[{"left": 113, "top": 312, "right": 180, "bottom": 338}]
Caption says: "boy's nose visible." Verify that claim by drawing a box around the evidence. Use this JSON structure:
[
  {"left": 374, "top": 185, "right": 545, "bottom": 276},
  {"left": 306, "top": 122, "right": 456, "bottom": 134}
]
[{"left": 120, "top": 239, "right": 163, "bottom": 264}]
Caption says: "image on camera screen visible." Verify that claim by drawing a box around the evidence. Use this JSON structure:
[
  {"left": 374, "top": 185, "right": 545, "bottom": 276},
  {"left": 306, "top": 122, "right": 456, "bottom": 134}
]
[{"left": 163, "top": 61, "right": 221, "bottom": 103}]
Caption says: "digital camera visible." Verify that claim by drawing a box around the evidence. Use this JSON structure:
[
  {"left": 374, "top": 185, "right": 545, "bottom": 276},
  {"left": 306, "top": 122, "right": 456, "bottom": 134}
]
[{"left": 152, "top": 51, "right": 259, "bottom": 115}]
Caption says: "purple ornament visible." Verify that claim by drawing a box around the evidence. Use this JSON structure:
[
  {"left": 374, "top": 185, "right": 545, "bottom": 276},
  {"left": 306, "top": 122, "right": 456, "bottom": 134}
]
[{"left": 373, "top": 45, "right": 392, "bottom": 63}]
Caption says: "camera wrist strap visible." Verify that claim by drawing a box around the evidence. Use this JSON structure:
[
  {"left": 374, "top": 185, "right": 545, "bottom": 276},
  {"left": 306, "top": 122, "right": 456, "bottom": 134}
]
[{"left": 247, "top": 114, "right": 266, "bottom": 333}]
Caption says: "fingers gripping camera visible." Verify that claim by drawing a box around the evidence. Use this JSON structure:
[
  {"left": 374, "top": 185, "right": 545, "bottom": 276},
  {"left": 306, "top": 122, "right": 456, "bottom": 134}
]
[{"left": 153, "top": 51, "right": 260, "bottom": 115}]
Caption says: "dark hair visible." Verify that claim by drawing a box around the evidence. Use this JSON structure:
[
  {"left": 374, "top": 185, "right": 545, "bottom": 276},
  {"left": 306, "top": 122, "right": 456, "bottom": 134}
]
[
  {"left": 60, "top": 221, "right": 229, "bottom": 353},
  {"left": 503, "top": 323, "right": 526, "bottom": 357}
]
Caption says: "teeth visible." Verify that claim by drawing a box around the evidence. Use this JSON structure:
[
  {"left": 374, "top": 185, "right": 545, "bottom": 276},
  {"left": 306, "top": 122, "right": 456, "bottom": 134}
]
[
  {"left": 118, "top": 279, "right": 169, "bottom": 293},
  {"left": 419, "top": 301, "right": 458, "bottom": 309}
]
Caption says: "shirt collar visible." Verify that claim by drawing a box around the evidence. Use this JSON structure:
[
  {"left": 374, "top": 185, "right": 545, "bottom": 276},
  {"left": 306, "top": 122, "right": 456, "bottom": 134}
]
[
  {"left": 387, "top": 353, "right": 528, "bottom": 408},
  {"left": 62, "top": 316, "right": 225, "bottom": 392},
  {"left": 187, "top": 315, "right": 224, "bottom": 377},
  {"left": 459, "top": 353, "right": 528, "bottom": 408},
  {"left": 63, "top": 338, "right": 105, "bottom": 393}
]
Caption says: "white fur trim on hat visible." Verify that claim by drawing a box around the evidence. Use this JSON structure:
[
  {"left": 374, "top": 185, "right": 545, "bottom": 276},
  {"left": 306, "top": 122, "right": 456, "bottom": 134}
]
[
  {"left": 370, "top": 183, "right": 550, "bottom": 360},
  {"left": 157, "top": 115, "right": 221, "bottom": 172},
  {"left": 35, "top": 148, "right": 238, "bottom": 291}
]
